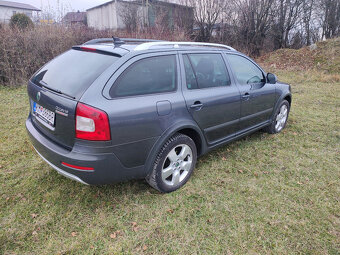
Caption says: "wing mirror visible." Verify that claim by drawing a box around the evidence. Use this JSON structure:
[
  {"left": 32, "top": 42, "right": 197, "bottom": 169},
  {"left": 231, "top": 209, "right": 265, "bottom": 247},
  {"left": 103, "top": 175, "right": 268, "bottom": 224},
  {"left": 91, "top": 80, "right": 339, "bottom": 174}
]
[{"left": 267, "top": 73, "right": 277, "bottom": 84}]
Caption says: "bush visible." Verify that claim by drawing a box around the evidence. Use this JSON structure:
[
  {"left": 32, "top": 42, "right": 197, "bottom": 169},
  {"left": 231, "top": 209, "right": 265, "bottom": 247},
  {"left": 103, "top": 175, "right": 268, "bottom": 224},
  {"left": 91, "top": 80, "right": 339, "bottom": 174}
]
[
  {"left": 0, "top": 25, "right": 189, "bottom": 86},
  {"left": 10, "top": 13, "right": 34, "bottom": 29}
]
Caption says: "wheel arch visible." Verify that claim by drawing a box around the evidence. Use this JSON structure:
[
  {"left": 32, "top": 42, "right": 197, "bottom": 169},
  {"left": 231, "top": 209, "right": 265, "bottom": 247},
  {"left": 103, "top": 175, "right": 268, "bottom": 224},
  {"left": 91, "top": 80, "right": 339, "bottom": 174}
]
[
  {"left": 283, "top": 94, "right": 292, "bottom": 106},
  {"left": 144, "top": 121, "right": 206, "bottom": 177},
  {"left": 270, "top": 92, "right": 292, "bottom": 121}
]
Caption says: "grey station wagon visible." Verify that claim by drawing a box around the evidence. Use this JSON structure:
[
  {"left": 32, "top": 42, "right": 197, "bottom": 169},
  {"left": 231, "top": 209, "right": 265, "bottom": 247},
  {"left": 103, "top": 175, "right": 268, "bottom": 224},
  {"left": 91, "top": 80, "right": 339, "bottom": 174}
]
[{"left": 26, "top": 38, "right": 291, "bottom": 192}]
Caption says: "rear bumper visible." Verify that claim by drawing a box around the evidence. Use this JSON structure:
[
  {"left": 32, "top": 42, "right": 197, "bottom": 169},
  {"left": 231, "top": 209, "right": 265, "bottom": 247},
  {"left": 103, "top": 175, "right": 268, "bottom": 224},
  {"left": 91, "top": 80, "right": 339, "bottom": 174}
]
[
  {"left": 26, "top": 115, "right": 146, "bottom": 185},
  {"left": 33, "top": 146, "right": 89, "bottom": 185}
]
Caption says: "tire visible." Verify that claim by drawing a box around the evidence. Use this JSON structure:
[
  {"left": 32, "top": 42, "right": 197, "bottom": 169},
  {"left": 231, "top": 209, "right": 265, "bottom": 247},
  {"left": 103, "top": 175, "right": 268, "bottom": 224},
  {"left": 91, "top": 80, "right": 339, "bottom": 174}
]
[
  {"left": 146, "top": 133, "right": 197, "bottom": 193},
  {"left": 264, "top": 100, "right": 290, "bottom": 134}
]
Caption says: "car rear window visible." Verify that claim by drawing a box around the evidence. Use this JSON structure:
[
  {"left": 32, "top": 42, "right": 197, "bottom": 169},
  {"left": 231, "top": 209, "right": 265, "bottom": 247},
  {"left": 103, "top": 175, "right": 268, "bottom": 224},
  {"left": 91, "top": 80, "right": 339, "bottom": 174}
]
[{"left": 32, "top": 49, "right": 119, "bottom": 98}]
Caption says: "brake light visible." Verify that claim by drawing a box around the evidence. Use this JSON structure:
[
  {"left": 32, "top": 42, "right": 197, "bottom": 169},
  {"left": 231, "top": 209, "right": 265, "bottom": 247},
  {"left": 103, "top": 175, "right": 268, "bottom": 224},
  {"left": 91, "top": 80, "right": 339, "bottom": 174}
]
[
  {"left": 80, "top": 47, "right": 97, "bottom": 52},
  {"left": 76, "top": 103, "right": 111, "bottom": 141}
]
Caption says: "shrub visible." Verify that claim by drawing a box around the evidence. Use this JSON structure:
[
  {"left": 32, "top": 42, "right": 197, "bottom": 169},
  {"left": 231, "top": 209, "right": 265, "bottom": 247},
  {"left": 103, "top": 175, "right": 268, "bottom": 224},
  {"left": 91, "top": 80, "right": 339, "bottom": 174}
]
[
  {"left": 0, "top": 25, "right": 189, "bottom": 86},
  {"left": 10, "top": 13, "right": 34, "bottom": 29}
]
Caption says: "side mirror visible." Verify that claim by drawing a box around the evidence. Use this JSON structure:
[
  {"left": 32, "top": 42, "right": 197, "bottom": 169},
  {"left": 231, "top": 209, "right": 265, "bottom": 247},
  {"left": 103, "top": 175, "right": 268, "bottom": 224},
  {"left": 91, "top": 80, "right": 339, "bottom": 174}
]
[{"left": 267, "top": 73, "right": 277, "bottom": 84}]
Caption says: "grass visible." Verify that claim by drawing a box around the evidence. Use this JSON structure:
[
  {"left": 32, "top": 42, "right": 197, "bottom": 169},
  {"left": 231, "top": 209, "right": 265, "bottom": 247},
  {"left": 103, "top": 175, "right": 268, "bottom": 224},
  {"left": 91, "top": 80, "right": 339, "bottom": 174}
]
[{"left": 0, "top": 70, "right": 339, "bottom": 254}]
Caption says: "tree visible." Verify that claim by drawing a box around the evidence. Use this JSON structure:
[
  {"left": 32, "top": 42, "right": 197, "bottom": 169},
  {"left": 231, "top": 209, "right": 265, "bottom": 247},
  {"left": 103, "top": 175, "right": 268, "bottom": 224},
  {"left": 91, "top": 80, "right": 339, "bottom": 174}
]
[
  {"left": 10, "top": 13, "right": 34, "bottom": 29},
  {"left": 119, "top": 3, "right": 142, "bottom": 32},
  {"left": 186, "top": 0, "right": 228, "bottom": 41},
  {"left": 319, "top": 0, "right": 340, "bottom": 39},
  {"left": 302, "top": 0, "right": 315, "bottom": 45},
  {"left": 271, "top": 0, "right": 303, "bottom": 49},
  {"left": 235, "top": 0, "right": 275, "bottom": 55}
]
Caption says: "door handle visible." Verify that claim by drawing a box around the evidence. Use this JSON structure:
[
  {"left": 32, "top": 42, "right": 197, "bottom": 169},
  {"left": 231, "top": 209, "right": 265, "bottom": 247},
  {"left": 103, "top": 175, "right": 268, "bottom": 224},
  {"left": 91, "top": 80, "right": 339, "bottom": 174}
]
[
  {"left": 190, "top": 101, "right": 203, "bottom": 110},
  {"left": 242, "top": 93, "right": 250, "bottom": 101}
]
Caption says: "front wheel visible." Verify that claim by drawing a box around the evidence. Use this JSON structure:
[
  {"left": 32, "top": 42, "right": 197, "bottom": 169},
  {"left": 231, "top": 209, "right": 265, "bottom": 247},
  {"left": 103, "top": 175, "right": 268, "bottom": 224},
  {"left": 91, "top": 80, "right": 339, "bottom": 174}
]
[
  {"left": 146, "top": 133, "right": 197, "bottom": 193},
  {"left": 264, "top": 100, "right": 290, "bottom": 134}
]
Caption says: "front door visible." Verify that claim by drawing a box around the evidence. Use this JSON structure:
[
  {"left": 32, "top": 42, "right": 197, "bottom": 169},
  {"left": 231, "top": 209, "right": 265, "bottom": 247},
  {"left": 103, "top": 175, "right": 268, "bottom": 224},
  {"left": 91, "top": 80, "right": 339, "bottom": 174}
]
[
  {"left": 180, "top": 52, "right": 241, "bottom": 145},
  {"left": 225, "top": 53, "right": 276, "bottom": 132}
]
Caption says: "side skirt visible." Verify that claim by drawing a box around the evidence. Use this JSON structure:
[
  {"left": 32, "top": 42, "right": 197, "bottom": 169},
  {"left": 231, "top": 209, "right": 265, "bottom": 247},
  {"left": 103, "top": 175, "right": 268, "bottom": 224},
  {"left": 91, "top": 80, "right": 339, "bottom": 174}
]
[{"left": 205, "top": 121, "right": 271, "bottom": 152}]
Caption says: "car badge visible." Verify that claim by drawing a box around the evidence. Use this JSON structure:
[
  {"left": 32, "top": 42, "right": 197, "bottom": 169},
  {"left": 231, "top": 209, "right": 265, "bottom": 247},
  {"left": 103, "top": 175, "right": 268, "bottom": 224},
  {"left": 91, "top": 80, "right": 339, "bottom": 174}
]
[{"left": 36, "top": 92, "right": 41, "bottom": 102}]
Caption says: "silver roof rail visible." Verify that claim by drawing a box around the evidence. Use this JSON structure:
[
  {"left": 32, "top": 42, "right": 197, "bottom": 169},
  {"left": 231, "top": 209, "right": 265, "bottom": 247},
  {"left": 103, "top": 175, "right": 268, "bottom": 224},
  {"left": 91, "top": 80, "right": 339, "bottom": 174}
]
[
  {"left": 83, "top": 37, "right": 164, "bottom": 46},
  {"left": 134, "top": 41, "right": 236, "bottom": 51}
]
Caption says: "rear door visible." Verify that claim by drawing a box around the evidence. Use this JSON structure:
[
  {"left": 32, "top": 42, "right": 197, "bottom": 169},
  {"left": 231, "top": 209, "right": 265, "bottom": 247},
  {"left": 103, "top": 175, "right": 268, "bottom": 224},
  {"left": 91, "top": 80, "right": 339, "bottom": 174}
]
[
  {"left": 179, "top": 52, "right": 241, "bottom": 145},
  {"left": 99, "top": 52, "right": 186, "bottom": 167},
  {"left": 28, "top": 49, "right": 119, "bottom": 149},
  {"left": 225, "top": 53, "right": 276, "bottom": 132}
]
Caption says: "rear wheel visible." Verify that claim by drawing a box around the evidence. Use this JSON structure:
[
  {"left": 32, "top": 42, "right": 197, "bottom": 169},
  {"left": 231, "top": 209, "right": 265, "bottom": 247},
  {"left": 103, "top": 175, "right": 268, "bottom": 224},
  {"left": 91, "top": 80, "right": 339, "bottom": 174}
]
[
  {"left": 264, "top": 100, "right": 290, "bottom": 134},
  {"left": 146, "top": 133, "right": 197, "bottom": 193}
]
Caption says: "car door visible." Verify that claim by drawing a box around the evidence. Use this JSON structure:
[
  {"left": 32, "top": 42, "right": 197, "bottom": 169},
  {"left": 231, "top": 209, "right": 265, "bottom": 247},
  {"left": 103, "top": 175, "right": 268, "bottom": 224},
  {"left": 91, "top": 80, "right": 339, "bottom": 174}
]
[
  {"left": 100, "top": 52, "right": 187, "bottom": 168},
  {"left": 225, "top": 53, "right": 276, "bottom": 132},
  {"left": 179, "top": 52, "right": 241, "bottom": 145}
]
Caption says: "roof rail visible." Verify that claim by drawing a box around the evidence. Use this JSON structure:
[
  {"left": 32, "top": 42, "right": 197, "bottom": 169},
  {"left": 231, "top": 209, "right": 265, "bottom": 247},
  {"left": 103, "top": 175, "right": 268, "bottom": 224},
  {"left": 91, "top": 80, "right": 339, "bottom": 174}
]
[
  {"left": 133, "top": 41, "right": 236, "bottom": 51},
  {"left": 83, "top": 38, "right": 113, "bottom": 45},
  {"left": 83, "top": 37, "right": 164, "bottom": 46}
]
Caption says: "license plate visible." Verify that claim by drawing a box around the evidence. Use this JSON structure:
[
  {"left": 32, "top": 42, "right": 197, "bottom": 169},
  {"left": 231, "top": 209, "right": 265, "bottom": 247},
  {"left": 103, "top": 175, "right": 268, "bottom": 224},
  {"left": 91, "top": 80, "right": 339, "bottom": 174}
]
[{"left": 33, "top": 102, "right": 55, "bottom": 127}]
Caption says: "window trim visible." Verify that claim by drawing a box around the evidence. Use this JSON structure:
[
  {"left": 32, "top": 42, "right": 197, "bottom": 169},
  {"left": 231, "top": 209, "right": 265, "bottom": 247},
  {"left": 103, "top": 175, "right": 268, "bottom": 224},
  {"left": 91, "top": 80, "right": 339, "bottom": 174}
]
[
  {"left": 181, "top": 52, "right": 232, "bottom": 91},
  {"left": 224, "top": 52, "right": 267, "bottom": 86},
  {"left": 104, "top": 52, "right": 179, "bottom": 100}
]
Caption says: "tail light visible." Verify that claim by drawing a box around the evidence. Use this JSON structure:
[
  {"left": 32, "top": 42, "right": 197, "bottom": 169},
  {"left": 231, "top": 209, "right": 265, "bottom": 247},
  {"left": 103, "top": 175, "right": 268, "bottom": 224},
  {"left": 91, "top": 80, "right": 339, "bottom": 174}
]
[{"left": 76, "top": 103, "right": 111, "bottom": 141}]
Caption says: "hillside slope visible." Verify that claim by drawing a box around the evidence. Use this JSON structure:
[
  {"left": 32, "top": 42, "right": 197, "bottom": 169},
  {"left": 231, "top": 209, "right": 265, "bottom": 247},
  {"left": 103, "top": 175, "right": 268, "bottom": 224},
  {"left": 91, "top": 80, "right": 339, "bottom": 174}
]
[{"left": 257, "top": 37, "right": 340, "bottom": 74}]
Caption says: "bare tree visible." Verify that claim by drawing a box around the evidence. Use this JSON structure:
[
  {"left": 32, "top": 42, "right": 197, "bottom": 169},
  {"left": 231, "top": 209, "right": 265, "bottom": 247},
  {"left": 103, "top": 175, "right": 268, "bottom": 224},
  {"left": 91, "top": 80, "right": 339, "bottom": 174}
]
[
  {"left": 319, "top": 0, "right": 340, "bottom": 39},
  {"left": 119, "top": 3, "right": 142, "bottom": 32},
  {"left": 271, "top": 0, "right": 303, "bottom": 49},
  {"left": 234, "top": 0, "right": 275, "bottom": 55},
  {"left": 185, "top": 0, "right": 228, "bottom": 41},
  {"left": 302, "top": 0, "right": 315, "bottom": 45}
]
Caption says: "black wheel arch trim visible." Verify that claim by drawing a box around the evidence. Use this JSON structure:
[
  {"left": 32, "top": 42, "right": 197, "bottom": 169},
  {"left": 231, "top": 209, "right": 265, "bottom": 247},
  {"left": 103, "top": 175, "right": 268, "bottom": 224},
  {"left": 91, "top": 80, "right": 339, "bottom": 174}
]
[
  {"left": 143, "top": 121, "right": 206, "bottom": 177},
  {"left": 270, "top": 92, "right": 292, "bottom": 122}
]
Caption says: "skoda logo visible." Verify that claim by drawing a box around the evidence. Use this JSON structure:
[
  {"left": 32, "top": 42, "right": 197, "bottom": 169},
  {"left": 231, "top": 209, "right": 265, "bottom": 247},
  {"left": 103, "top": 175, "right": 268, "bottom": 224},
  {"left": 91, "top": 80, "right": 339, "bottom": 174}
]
[{"left": 36, "top": 92, "right": 41, "bottom": 102}]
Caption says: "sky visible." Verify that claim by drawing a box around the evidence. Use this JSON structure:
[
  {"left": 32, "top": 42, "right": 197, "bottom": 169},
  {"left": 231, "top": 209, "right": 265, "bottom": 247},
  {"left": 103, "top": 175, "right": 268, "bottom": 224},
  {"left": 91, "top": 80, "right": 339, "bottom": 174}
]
[{"left": 11, "top": 0, "right": 111, "bottom": 12}]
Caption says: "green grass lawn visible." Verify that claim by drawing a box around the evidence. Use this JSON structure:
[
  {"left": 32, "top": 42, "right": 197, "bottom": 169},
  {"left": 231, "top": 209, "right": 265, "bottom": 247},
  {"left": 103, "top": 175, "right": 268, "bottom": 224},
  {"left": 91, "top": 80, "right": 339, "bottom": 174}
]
[{"left": 0, "top": 71, "right": 339, "bottom": 255}]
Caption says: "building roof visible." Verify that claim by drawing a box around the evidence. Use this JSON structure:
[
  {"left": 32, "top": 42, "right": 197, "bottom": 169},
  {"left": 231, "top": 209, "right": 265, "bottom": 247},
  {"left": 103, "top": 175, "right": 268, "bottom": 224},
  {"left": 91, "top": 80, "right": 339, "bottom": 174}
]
[
  {"left": 0, "top": 0, "right": 40, "bottom": 11},
  {"left": 87, "top": 0, "right": 192, "bottom": 11},
  {"left": 62, "top": 11, "right": 86, "bottom": 23}
]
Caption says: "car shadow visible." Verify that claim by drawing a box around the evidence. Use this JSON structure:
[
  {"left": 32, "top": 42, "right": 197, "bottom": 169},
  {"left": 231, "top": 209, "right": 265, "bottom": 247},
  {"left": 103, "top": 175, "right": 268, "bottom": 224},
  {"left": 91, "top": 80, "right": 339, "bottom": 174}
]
[{"left": 32, "top": 129, "right": 278, "bottom": 210}]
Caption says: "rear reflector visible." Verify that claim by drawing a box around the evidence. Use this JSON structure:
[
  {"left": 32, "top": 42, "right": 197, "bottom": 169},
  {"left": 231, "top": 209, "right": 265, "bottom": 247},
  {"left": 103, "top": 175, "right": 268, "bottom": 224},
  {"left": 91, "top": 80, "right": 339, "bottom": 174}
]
[
  {"left": 61, "top": 162, "right": 94, "bottom": 171},
  {"left": 76, "top": 103, "right": 111, "bottom": 141}
]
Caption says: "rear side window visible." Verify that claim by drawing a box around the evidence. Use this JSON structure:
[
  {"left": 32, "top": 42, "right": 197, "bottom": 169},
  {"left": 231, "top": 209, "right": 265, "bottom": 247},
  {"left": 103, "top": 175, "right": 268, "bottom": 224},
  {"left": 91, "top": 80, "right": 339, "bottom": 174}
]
[
  {"left": 226, "top": 54, "right": 265, "bottom": 85},
  {"left": 32, "top": 49, "right": 119, "bottom": 98},
  {"left": 110, "top": 55, "right": 177, "bottom": 97},
  {"left": 183, "top": 53, "right": 230, "bottom": 89}
]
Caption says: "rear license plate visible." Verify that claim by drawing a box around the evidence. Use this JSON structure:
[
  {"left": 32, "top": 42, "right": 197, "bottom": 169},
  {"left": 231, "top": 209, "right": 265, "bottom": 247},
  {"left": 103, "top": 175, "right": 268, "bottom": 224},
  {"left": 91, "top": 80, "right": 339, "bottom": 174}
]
[{"left": 33, "top": 102, "right": 55, "bottom": 127}]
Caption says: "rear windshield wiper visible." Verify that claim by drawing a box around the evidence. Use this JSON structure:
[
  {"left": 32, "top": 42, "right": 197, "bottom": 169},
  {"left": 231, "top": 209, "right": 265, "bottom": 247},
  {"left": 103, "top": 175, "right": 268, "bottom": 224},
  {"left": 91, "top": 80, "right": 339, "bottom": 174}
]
[{"left": 38, "top": 81, "right": 76, "bottom": 99}]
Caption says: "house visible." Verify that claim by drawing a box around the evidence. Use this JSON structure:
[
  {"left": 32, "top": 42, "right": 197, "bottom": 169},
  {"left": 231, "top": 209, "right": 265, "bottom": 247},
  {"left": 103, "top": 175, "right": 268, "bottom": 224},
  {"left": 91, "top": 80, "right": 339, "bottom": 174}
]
[
  {"left": 0, "top": 0, "right": 40, "bottom": 23},
  {"left": 62, "top": 11, "right": 86, "bottom": 26},
  {"left": 86, "top": 0, "right": 193, "bottom": 31}
]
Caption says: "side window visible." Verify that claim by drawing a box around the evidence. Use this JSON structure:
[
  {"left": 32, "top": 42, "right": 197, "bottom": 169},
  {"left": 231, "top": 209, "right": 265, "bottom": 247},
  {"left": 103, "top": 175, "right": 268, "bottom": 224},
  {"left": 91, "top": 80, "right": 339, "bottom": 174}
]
[
  {"left": 184, "top": 53, "right": 230, "bottom": 89},
  {"left": 110, "top": 55, "right": 177, "bottom": 97},
  {"left": 227, "top": 54, "right": 265, "bottom": 85}
]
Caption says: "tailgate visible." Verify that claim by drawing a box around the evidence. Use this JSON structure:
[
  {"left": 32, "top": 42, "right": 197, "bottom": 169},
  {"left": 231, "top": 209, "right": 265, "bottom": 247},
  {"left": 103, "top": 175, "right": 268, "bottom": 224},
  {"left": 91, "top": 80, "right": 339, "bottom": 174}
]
[{"left": 28, "top": 80, "right": 77, "bottom": 150}]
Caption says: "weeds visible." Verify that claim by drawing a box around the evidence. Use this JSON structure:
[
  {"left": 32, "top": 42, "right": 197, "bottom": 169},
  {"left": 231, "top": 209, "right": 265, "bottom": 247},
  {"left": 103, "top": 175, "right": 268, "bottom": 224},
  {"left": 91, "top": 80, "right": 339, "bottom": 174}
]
[{"left": 0, "top": 25, "right": 189, "bottom": 86}]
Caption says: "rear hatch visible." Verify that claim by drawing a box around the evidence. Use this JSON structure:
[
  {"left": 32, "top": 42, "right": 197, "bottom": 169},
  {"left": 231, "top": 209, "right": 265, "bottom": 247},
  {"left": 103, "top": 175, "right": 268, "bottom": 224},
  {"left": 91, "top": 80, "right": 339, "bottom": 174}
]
[{"left": 28, "top": 48, "right": 120, "bottom": 149}]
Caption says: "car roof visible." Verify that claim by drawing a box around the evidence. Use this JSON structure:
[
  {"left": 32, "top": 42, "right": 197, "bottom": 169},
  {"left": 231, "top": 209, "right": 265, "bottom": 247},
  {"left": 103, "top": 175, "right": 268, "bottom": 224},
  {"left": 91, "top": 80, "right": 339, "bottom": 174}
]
[{"left": 77, "top": 38, "right": 238, "bottom": 57}]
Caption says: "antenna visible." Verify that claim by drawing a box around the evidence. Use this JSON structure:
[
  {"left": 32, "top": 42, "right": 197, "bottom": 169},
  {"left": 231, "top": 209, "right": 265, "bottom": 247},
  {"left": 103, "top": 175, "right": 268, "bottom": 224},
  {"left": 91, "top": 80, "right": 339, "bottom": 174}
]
[{"left": 113, "top": 37, "right": 125, "bottom": 47}]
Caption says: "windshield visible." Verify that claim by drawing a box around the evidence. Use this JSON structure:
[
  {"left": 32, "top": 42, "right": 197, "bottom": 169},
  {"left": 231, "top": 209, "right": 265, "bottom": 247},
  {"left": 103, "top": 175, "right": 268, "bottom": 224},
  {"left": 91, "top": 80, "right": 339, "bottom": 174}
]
[{"left": 32, "top": 49, "right": 119, "bottom": 98}]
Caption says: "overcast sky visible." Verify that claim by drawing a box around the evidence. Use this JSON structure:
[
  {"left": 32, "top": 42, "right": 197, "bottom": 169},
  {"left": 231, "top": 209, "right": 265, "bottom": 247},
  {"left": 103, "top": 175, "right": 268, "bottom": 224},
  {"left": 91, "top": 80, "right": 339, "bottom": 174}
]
[{"left": 12, "top": 0, "right": 111, "bottom": 12}]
